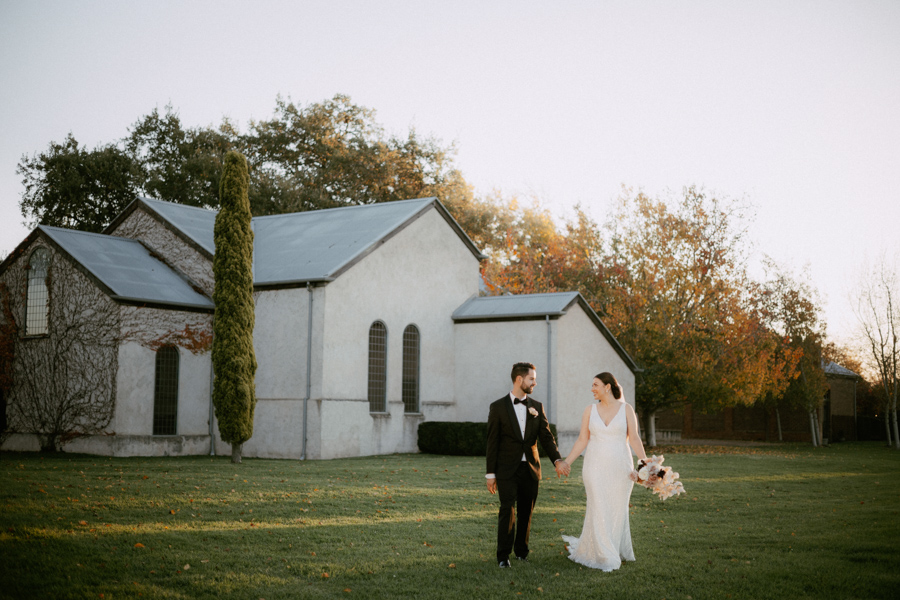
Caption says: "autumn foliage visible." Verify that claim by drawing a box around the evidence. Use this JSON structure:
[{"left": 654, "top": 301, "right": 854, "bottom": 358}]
[{"left": 475, "top": 186, "right": 827, "bottom": 442}]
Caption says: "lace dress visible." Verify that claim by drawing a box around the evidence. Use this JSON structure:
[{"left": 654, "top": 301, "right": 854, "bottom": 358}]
[{"left": 562, "top": 403, "right": 635, "bottom": 571}]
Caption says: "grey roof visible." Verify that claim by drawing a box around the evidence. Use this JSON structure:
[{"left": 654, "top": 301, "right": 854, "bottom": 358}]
[
  {"left": 139, "top": 197, "right": 217, "bottom": 256},
  {"left": 452, "top": 292, "right": 581, "bottom": 320},
  {"left": 130, "top": 196, "right": 483, "bottom": 287},
  {"left": 252, "top": 197, "right": 443, "bottom": 285},
  {"left": 453, "top": 292, "right": 639, "bottom": 373},
  {"left": 824, "top": 361, "right": 860, "bottom": 379},
  {"left": 40, "top": 226, "right": 213, "bottom": 310}
]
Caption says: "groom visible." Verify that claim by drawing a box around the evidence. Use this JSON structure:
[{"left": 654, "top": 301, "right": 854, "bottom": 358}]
[{"left": 486, "top": 362, "right": 569, "bottom": 568}]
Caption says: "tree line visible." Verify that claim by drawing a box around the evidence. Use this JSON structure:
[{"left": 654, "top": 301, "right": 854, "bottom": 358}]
[{"left": 14, "top": 95, "right": 897, "bottom": 447}]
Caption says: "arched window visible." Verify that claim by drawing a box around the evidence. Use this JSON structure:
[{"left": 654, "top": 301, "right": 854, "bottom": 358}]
[
  {"left": 153, "top": 346, "right": 179, "bottom": 435},
  {"left": 25, "top": 248, "right": 50, "bottom": 336},
  {"left": 368, "top": 321, "right": 387, "bottom": 413},
  {"left": 402, "top": 325, "right": 420, "bottom": 413}
]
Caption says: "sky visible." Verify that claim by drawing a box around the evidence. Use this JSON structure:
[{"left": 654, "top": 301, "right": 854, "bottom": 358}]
[{"left": 1, "top": 0, "right": 898, "bottom": 344}]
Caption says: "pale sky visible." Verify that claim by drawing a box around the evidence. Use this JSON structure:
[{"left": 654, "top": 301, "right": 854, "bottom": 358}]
[{"left": 1, "top": 1, "right": 898, "bottom": 342}]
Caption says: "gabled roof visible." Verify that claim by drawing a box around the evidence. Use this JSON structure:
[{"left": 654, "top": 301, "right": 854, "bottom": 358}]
[
  {"left": 824, "top": 361, "right": 860, "bottom": 380},
  {"left": 453, "top": 292, "right": 639, "bottom": 373},
  {"left": 38, "top": 226, "right": 213, "bottom": 311},
  {"left": 109, "top": 196, "right": 485, "bottom": 287},
  {"left": 453, "top": 292, "right": 581, "bottom": 320},
  {"left": 105, "top": 197, "right": 217, "bottom": 258}
]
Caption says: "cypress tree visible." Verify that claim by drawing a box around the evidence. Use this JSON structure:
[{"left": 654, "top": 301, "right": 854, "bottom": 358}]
[{"left": 212, "top": 150, "right": 257, "bottom": 464}]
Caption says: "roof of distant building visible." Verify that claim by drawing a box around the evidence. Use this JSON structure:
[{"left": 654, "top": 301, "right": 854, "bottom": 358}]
[{"left": 824, "top": 361, "right": 860, "bottom": 379}]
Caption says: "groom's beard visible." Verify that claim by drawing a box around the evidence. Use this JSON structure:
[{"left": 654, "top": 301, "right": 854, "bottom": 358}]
[{"left": 522, "top": 384, "right": 535, "bottom": 394}]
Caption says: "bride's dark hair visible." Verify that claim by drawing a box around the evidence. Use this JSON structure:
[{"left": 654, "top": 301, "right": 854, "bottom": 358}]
[{"left": 594, "top": 372, "right": 622, "bottom": 400}]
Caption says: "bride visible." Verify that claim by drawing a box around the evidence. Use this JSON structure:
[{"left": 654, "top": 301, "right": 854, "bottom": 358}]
[{"left": 559, "top": 372, "right": 647, "bottom": 571}]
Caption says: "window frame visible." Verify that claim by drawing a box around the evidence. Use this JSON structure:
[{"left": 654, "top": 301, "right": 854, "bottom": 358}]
[
  {"left": 402, "top": 324, "right": 420, "bottom": 414},
  {"left": 153, "top": 345, "right": 180, "bottom": 436},
  {"left": 24, "top": 247, "right": 51, "bottom": 337},
  {"left": 367, "top": 321, "right": 388, "bottom": 413}
]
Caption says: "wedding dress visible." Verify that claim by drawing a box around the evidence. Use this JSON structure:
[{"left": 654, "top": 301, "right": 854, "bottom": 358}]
[{"left": 562, "top": 403, "right": 635, "bottom": 571}]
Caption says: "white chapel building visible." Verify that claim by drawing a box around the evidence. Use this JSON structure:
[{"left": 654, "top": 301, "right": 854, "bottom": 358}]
[{"left": 0, "top": 197, "right": 637, "bottom": 459}]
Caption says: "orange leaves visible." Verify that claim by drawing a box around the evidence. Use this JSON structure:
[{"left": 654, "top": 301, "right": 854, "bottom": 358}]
[{"left": 134, "top": 543, "right": 145, "bottom": 548}]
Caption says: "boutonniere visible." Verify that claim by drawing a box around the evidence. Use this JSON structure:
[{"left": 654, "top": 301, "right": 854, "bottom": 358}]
[{"left": 527, "top": 407, "right": 538, "bottom": 417}]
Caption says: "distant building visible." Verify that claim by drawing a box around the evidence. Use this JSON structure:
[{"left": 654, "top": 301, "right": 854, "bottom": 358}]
[{"left": 1, "top": 197, "right": 637, "bottom": 458}]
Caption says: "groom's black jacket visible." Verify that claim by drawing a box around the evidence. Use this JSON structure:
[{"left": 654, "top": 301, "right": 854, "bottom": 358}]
[{"left": 486, "top": 395, "right": 562, "bottom": 481}]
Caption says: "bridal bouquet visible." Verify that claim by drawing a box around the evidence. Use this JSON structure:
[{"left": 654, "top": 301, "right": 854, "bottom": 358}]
[{"left": 630, "top": 455, "right": 685, "bottom": 501}]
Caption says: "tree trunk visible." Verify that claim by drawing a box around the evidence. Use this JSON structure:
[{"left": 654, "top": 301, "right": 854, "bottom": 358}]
[
  {"left": 647, "top": 410, "right": 657, "bottom": 447},
  {"left": 775, "top": 408, "right": 783, "bottom": 442},
  {"left": 815, "top": 410, "right": 826, "bottom": 446},
  {"left": 891, "top": 409, "right": 899, "bottom": 450},
  {"left": 231, "top": 442, "right": 243, "bottom": 464},
  {"left": 884, "top": 411, "right": 892, "bottom": 447},
  {"left": 808, "top": 411, "right": 818, "bottom": 447}
]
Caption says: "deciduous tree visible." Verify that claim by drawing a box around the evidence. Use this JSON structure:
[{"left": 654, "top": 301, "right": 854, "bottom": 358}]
[
  {"left": 851, "top": 252, "right": 900, "bottom": 448},
  {"left": 17, "top": 134, "right": 142, "bottom": 232},
  {"left": 754, "top": 259, "right": 828, "bottom": 445},
  {"left": 602, "top": 187, "right": 772, "bottom": 445}
]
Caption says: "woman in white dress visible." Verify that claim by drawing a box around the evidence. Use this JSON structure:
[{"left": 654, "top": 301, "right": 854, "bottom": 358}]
[{"left": 559, "top": 372, "right": 647, "bottom": 571}]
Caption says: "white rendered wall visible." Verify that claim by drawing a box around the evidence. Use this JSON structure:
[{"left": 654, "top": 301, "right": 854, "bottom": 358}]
[
  {"left": 453, "top": 319, "right": 555, "bottom": 425},
  {"left": 113, "top": 341, "right": 210, "bottom": 437},
  {"left": 553, "top": 305, "right": 636, "bottom": 452},
  {"left": 316, "top": 207, "right": 480, "bottom": 459}
]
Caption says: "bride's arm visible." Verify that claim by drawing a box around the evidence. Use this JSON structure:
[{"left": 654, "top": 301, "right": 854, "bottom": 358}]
[
  {"left": 625, "top": 404, "right": 648, "bottom": 460},
  {"left": 562, "top": 405, "right": 592, "bottom": 466}
]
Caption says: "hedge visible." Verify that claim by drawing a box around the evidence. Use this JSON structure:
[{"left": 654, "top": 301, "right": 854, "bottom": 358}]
[{"left": 417, "top": 421, "right": 558, "bottom": 457}]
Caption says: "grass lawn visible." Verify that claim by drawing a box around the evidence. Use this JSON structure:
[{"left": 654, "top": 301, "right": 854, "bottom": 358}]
[{"left": 1, "top": 442, "right": 899, "bottom": 600}]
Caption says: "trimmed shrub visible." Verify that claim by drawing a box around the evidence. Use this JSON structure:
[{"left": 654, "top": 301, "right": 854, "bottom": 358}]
[{"left": 417, "top": 421, "right": 559, "bottom": 457}]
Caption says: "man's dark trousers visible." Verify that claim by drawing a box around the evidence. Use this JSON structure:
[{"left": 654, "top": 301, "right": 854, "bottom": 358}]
[{"left": 497, "top": 461, "right": 540, "bottom": 562}]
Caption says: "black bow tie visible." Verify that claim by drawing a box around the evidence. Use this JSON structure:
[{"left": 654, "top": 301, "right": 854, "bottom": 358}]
[{"left": 513, "top": 398, "right": 526, "bottom": 405}]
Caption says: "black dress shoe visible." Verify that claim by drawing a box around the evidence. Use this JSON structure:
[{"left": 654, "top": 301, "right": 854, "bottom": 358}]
[
  {"left": 498, "top": 559, "right": 511, "bottom": 568},
  {"left": 515, "top": 556, "right": 529, "bottom": 563}
]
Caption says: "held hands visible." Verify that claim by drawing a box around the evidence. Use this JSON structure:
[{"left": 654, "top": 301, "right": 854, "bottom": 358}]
[{"left": 555, "top": 460, "right": 570, "bottom": 477}]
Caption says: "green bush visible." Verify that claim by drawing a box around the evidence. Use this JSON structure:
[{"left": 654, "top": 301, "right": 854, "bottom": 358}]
[{"left": 417, "top": 421, "right": 558, "bottom": 457}]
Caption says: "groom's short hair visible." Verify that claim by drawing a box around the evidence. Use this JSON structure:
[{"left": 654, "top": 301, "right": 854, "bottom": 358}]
[{"left": 510, "top": 362, "right": 536, "bottom": 383}]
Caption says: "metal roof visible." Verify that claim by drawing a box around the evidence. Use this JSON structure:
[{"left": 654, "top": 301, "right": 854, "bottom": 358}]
[
  {"left": 452, "top": 292, "right": 580, "bottom": 320},
  {"left": 39, "top": 226, "right": 213, "bottom": 310},
  {"left": 824, "top": 361, "right": 860, "bottom": 379},
  {"left": 139, "top": 197, "right": 217, "bottom": 256},
  {"left": 251, "top": 197, "right": 440, "bottom": 285},
  {"left": 134, "top": 197, "right": 481, "bottom": 286}
]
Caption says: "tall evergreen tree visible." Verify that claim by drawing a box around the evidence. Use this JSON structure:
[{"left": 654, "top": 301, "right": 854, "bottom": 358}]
[{"left": 212, "top": 151, "right": 257, "bottom": 464}]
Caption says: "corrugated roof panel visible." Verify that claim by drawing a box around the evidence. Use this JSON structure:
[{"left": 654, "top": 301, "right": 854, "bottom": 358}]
[
  {"left": 141, "top": 197, "right": 217, "bottom": 255},
  {"left": 40, "top": 226, "right": 213, "bottom": 310},
  {"left": 252, "top": 197, "right": 435, "bottom": 285},
  {"left": 824, "top": 361, "right": 860, "bottom": 379},
  {"left": 452, "top": 292, "right": 580, "bottom": 320}
]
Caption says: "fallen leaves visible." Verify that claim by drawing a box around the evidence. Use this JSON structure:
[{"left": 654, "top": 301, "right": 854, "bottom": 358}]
[{"left": 134, "top": 543, "right": 145, "bottom": 548}]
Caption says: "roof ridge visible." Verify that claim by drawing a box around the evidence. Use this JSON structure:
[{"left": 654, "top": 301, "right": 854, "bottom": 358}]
[
  {"left": 39, "top": 224, "right": 142, "bottom": 242},
  {"left": 139, "top": 197, "right": 218, "bottom": 214},
  {"left": 250, "top": 196, "right": 437, "bottom": 222}
]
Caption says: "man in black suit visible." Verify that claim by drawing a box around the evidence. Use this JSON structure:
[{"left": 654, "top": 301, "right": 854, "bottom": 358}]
[{"left": 486, "top": 362, "right": 569, "bottom": 568}]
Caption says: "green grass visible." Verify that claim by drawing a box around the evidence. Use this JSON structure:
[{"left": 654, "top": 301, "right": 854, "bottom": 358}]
[{"left": 1, "top": 443, "right": 898, "bottom": 600}]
